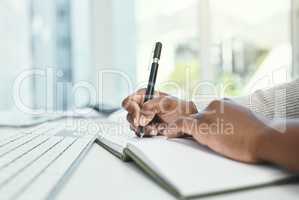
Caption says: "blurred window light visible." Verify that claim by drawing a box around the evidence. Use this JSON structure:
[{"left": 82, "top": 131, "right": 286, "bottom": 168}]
[
  {"left": 0, "top": 0, "right": 32, "bottom": 111},
  {"left": 135, "top": 0, "right": 200, "bottom": 97},
  {"left": 135, "top": 0, "right": 292, "bottom": 97},
  {"left": 210, "top": 0, "right": 291, "bottom": 95},
  {"left": 0, "top": 0, "right": 296, "bottom": 113},
  {"left": 30, "top": 0, "right": 73, "bottom": 111}
]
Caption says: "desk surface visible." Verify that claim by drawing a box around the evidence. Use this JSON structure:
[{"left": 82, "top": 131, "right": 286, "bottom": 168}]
[
  {"left": 55, "top": 143, "right": 299, "bottom": 200},
  {"left": 0, "top": 125, "right": 297, "bottom": 200}
]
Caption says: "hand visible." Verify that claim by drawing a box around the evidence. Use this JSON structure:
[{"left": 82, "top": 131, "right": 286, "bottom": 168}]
[
  {"left": 122, "top": 89, "right": 198, "bottom": 136},
  {"left": 162, "top": 99, "right": 268, "bottom": 163}
]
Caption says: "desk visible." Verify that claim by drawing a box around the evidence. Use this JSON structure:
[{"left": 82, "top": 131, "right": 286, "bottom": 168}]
[{"left": 55, "top": 143, "right": 299, "bottom": 200}]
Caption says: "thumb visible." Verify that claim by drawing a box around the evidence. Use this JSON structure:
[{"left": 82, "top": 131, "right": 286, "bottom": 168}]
[
  {"left": 139, "top": 96, "right": 165, "bottom": 126},
  {"left": 139, "top": 113, "right": 155, "bottom": 127}
]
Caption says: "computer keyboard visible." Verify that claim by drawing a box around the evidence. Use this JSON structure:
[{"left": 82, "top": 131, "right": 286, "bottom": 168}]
[{"left": 0, "top": 121, "right": 97, "bottom": 200}]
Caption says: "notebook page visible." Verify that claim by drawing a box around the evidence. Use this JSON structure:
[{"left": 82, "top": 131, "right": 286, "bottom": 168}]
[
  {"left": 128, "top": 137, "right": 292, "bottom": 197},
  {"left": 97, "top": 113, "right": 138, "bottom": 154}
]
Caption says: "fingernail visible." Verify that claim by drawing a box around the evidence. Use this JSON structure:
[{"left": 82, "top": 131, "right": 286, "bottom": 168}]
[
  {"left": 150, "top": 129, "right": 158, "bottom": 136},
  {"left": 139, "top": 115, "right": 147, "bottom": 126},
  {"left": 134, "top": 118, "right": 139, "bottom": 126}
]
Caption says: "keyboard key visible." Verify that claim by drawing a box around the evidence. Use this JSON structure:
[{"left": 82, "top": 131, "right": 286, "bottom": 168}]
[
  {"left": 0, "top": 126, "right": 62, "bottom": 158},
  {"left": 0, "top": 137, "right": 63, "bottom": 186},
  {"left": 0, "top": 138, "right": 76, "bottom": 200},
  {"left": 18, "top": 136, "right": 95, "bottom": 200},
  {"left": 0, "top": 134, "right": 40, "bottom": 157},
  {"left": 0, "top": 135, "right": 50, "bottom": 169},
  {"left": 0, "top": 134, "right": 24, "bottom": 148}
]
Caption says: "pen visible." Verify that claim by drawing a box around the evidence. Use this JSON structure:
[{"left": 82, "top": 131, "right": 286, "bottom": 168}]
[{"left": 137, "top": 42, "right": 162, "bottom": 137}]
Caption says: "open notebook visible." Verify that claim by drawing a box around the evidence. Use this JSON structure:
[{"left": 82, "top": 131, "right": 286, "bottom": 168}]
[{"left": 96, "top": 111, "right": 298, "bottom": 199}]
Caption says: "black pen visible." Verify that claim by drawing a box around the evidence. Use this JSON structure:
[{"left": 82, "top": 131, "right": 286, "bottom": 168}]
[{"left": 137, "top": 42, "right": 162, "bottom": 137}]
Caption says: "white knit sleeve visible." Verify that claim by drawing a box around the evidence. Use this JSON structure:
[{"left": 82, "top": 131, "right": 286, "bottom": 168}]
[
  {"left": 232, "top": 79, "right": 299, "bottom": 119},
  {"left": 193, "top": 79, "right": 299, "bottom": 120}
]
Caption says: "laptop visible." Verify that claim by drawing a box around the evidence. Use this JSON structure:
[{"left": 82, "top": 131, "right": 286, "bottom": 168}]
[{"left": 0, "top": 119, "right": 97, "bottom": 200}]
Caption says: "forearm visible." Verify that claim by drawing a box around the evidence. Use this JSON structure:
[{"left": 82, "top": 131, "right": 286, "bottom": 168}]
[{"left": 256, "top": 120, "right": 299, "bottom": 172}]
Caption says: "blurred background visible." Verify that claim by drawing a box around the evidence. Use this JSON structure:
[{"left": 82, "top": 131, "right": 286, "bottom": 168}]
[{"left": 1, "top": 0, "right": 299, "bottom": 113}]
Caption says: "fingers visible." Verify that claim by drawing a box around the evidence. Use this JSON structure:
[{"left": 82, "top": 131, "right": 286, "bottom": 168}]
[
  {"left": 143, "top": 123, "right": 159, "bottom": 136},
  {"left": 139, "top": 96, "right": 174, "bottom": 126},
  {"left": 128, "top": 114, "right": 142, "bottom": 137},
  {"left": 122, "top": 89, "right": 169, "bottom": 127},
  {"left": 162, "top": 116, "right": 196, "bottom": 137},
  {"left": 122, "top": 91, "right": 145, "bottom": 127},
  {"left": 145, "top": 122, "right": 167, "bottom": 136},
  {"left": 122, "top": 88, "right": 168, "bottom": 110},
  {"left": 130, "top": 121, "right": 167, "bottom": 137},
  {"left": 122, "top": 92, "right": 144, "bottom": 111},
  {"left": 127, "top": 113, "right": 135, "bottom": 127},
  {"left": 124, "top": 101, "right": 141, "bottom": 126},
  {"left": 139, "top": 97, "right": 162, "bottom": 126},
  {"left": 161, "top": 113, "right": 208, "bottom": 141}
]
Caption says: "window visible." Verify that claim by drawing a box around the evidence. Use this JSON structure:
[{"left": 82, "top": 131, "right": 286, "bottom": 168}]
[
  {"left": 0, "top": 0, "right": 296, "bottom": 113},
  {"left": 0, "top": 0, "right": 31, "bottom": 111},
  {"left": 31, "top": 0, "right": 73, "bottom": 110},
  {"left": 135, "top": 0, "right": 200, "bottom": 97},
  {"left": 209, "top": 0, "right": 291, "bottom": 95},
  {"left": 135, "top": 0, "right": 292, "bottom": 98}
]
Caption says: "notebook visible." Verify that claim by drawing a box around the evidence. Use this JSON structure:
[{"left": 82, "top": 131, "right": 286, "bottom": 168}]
[{"left": 96, "top": 111, "right": 298, "bottom": 199}]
